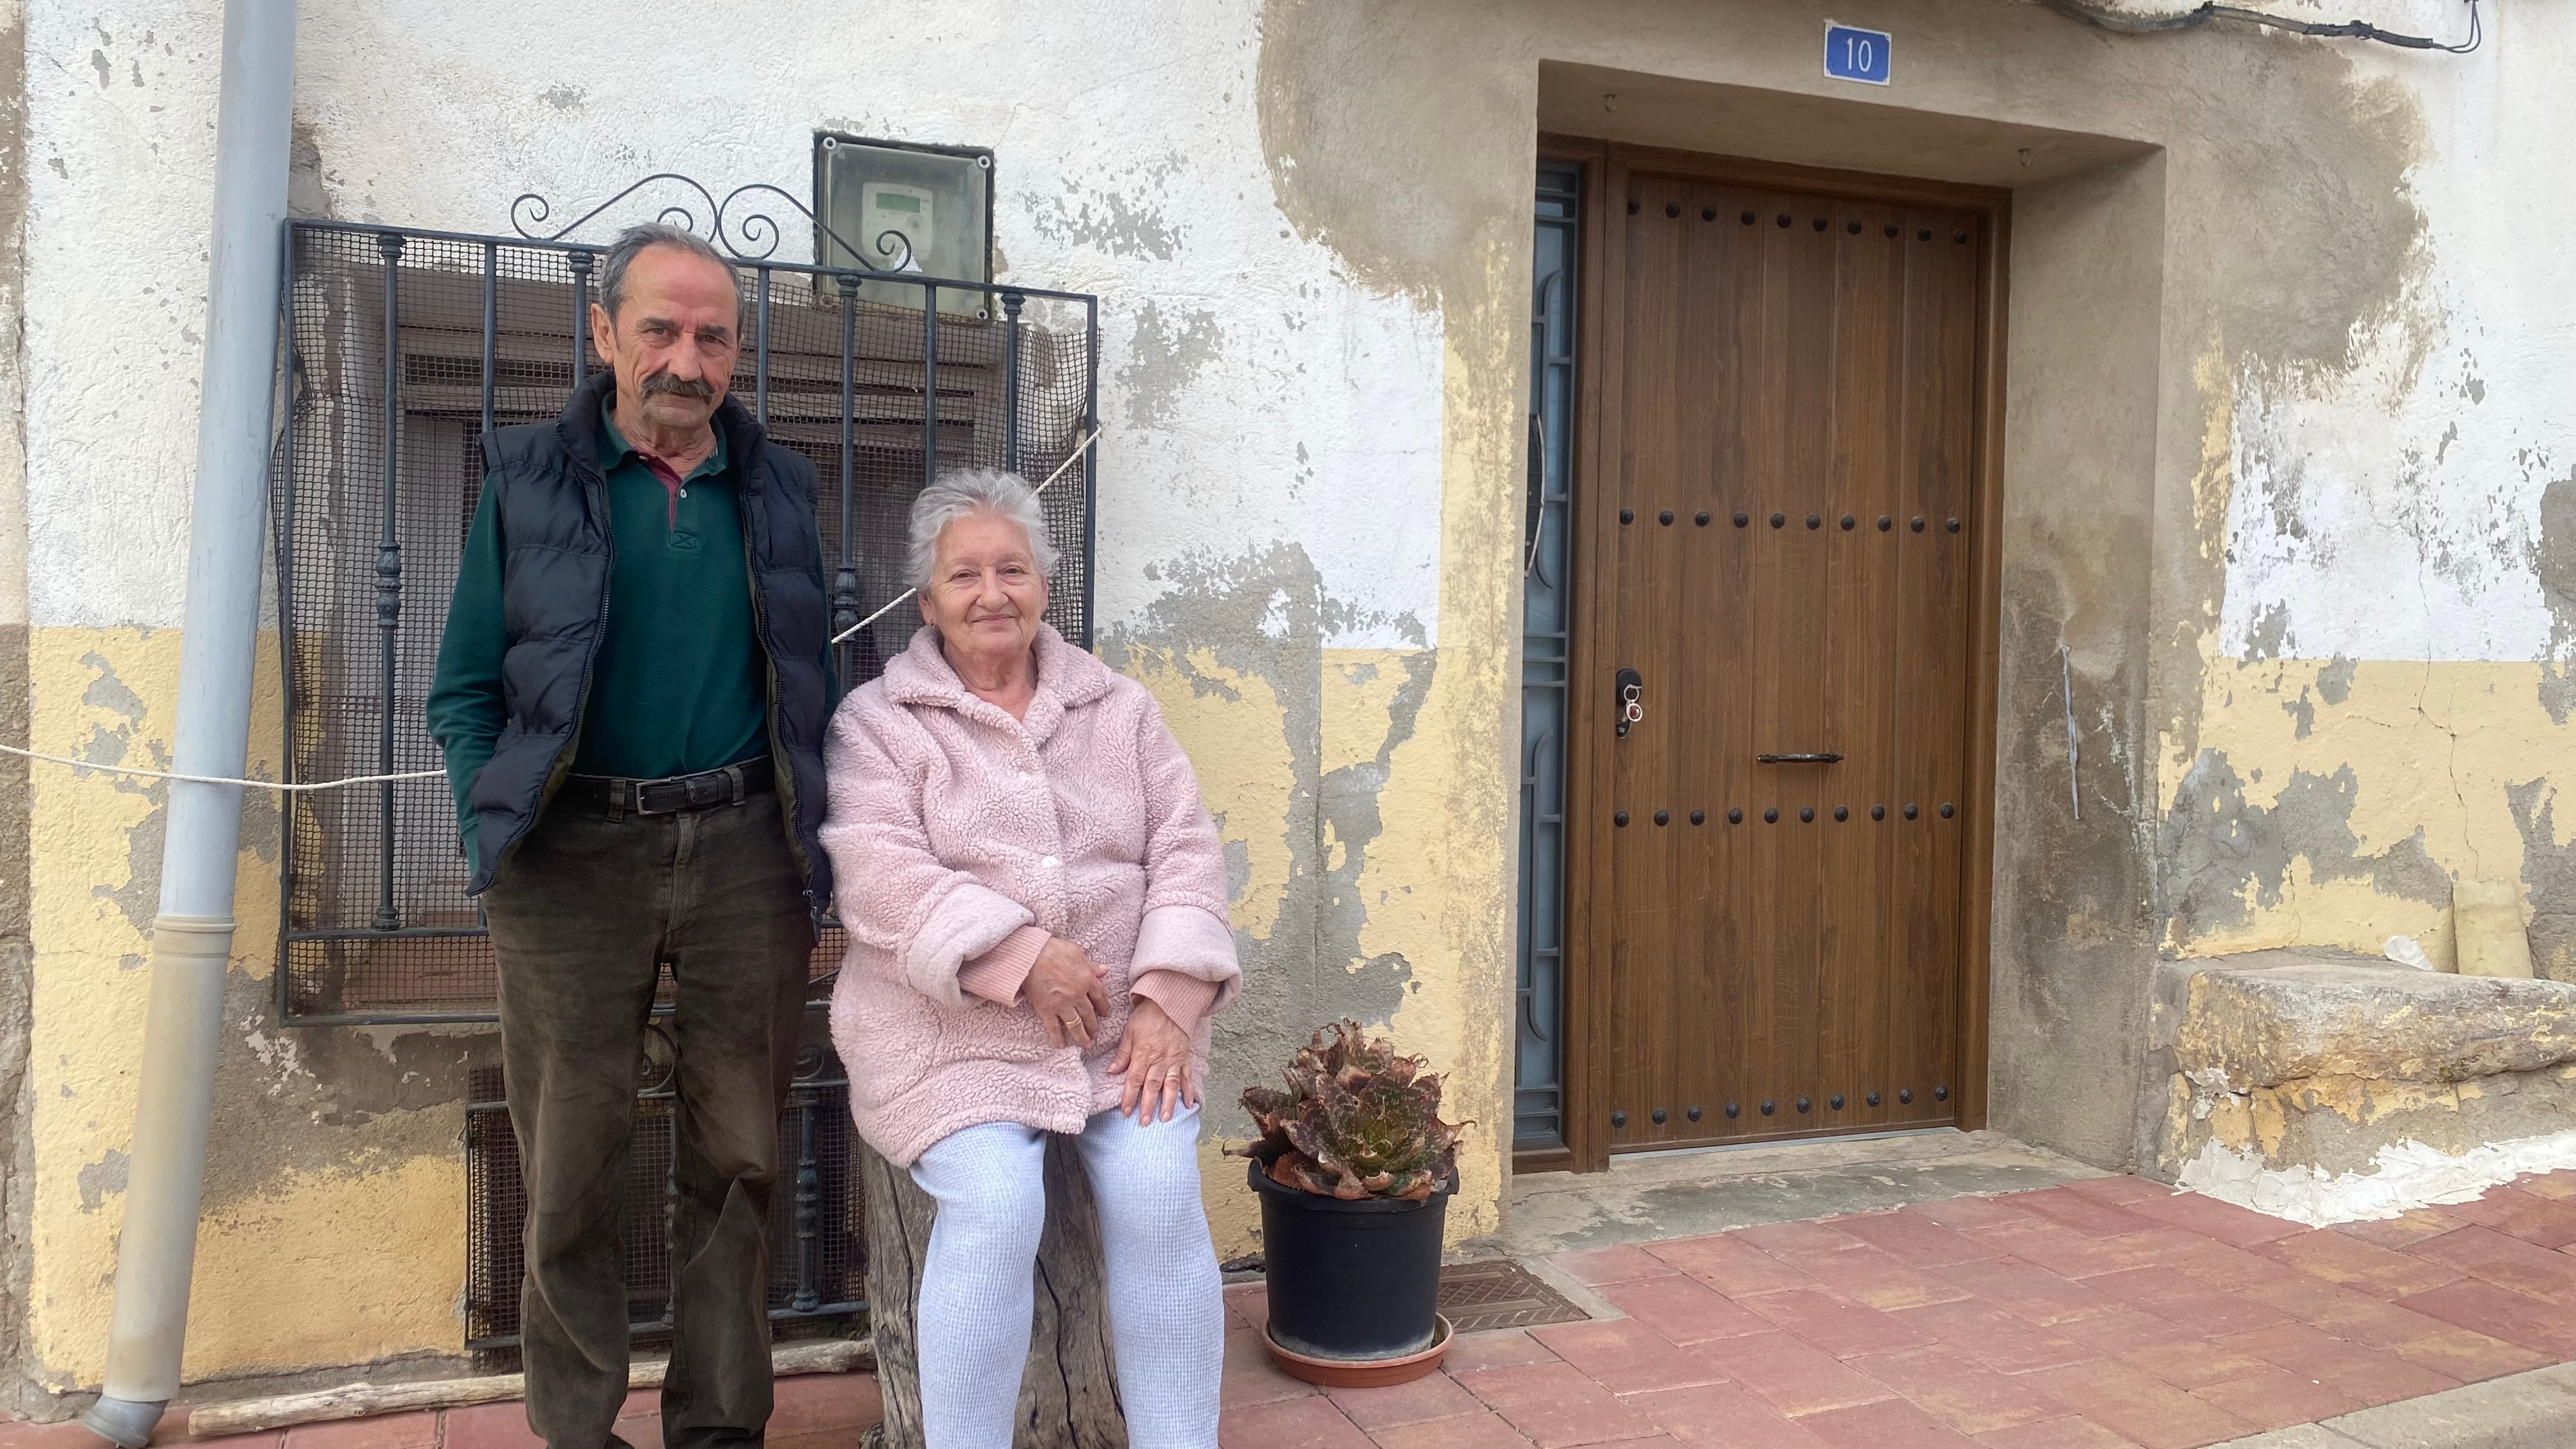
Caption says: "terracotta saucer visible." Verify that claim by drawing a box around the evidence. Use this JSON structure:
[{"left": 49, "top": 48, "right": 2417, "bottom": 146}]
[{"left": 1261, "top": 1314, "right": 1455, "bottom": 1388}]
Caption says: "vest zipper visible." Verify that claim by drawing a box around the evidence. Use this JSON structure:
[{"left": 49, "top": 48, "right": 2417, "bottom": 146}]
[{"left": 738, "top": 460, "right": 819, "bottom": 914}]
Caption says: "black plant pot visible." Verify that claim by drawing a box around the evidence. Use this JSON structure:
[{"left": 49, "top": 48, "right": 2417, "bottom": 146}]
[{"left": 1248, "top": 1159, "right": 1454, "bottom": 1361}]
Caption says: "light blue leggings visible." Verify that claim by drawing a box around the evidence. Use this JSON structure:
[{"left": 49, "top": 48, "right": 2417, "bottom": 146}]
[{"left": 908, "top": 1105, "right": 1223, "bottom": 1449}]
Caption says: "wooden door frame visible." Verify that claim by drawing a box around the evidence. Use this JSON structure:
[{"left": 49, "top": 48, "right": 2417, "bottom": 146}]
[{"left": 1538, "top": 135, "right": 2011, "bottom": 1173}]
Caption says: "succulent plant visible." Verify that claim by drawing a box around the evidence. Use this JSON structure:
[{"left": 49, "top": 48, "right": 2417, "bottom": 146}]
[{"left": 1234, "top": 1019, "right": 1468, "bottom": 1201}]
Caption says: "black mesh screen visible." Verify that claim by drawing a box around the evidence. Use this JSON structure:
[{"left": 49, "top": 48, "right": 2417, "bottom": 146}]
[
  {"left": 463, "top": 1046, "right": 867, "bottom": 1368},
  {"left": 272, "top": 222, "right": 1098, "bottom": 1021}
]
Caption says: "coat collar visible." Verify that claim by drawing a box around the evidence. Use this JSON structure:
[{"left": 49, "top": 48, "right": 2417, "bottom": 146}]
[
  {"left": 882, "top": 622, "right": 1112, "bottom": 742},
  {"left": 553, "top": 370, "right": 769, "bottom": 493}
]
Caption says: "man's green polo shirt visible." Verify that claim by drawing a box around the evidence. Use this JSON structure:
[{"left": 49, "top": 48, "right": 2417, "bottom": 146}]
[{"left": 429, "top": 400, "right": 774, "bottom": 856}]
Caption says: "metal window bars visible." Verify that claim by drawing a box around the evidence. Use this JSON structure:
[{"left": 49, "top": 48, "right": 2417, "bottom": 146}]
[
  {"left": 270, "top": 177, "right": 1103, "bottom": 1023},
  {"left": 461, "top": 1034, "right": 864, "bottom": 1367}
]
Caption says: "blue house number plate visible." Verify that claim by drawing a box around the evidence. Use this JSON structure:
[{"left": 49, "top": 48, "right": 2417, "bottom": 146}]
[{"left": 1824, "top": 22, "right": 1892, "bottom": 86}]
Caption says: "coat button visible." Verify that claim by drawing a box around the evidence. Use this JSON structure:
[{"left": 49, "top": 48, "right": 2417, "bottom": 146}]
[{"left": 1041, "top": 855, "right": 1060, "bottom": 868}]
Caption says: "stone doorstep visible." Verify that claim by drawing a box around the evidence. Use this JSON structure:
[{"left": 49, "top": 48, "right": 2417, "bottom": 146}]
[{"left": 2156, "top": 950, "right": 2576, "bottom": 1091}]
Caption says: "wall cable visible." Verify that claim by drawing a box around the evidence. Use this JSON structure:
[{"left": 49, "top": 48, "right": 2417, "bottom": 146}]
[
  {"left": 1, "top": 429, "right": 1102, "bottom": 795},
  {"left": 2040, "top": 0, "right": 2483, "bottom": 52}
]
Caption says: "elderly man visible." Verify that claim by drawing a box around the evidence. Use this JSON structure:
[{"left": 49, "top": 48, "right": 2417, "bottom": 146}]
[{"left": 427, "top": 223, "right": 836, "bottom": 1449}]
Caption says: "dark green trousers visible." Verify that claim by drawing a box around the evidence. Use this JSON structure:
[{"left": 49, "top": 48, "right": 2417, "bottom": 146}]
[{"left": 484, "top": 790, "right": 814, "bottom": 1449}]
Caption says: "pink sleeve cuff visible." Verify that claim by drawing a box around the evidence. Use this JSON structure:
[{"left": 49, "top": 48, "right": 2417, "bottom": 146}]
[
  {"left": 956, "top": 926, "right": 1050, "bottom": 1006},
  {"left": 1130, "top": 969, "right": 1223, "bottom": 1034}
]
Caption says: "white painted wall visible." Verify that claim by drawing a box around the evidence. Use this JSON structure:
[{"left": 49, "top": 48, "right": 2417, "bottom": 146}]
[
  {"left": 2218, "top": 3, "right": 2576, "bottom": 666},
  {"left": 27, "top": 0, "right": 1447, "bottom": 648}
]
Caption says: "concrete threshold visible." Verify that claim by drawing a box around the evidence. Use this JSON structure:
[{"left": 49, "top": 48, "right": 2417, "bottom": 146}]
[
  {"left": 2210, "top": 1361, "right": 2576, "bottom": 1448},
  {"left": 1475, "top": 1127, "right": 2107, "bottom": 1258}
]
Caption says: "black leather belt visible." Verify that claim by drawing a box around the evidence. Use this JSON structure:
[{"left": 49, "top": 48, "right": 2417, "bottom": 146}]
[{"left": 558, "top": 756, "right": 773, "bottom": 816}]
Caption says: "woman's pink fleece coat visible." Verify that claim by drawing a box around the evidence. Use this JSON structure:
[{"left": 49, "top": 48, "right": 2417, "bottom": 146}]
[{"left": 824, "top": 623, "right": 1241, "bottom": 1167}]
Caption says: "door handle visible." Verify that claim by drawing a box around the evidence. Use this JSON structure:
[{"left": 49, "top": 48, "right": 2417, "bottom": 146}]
[
  {"left": 1757, "top": 753, "right": 1844, "bottom": 764},
  {"left": 1615, "top": 668, "right": 1643, "bottom": 739}
]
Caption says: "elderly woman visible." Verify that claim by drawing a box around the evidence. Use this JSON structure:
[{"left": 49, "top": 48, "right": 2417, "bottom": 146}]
[{"left": 824, "top": 469, "right": 1238, "bottom": 1449}]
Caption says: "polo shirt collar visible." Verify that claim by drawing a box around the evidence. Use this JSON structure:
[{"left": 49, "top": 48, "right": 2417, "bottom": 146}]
[{"left": 599, "top": 396, "right": 729, "bottom": 481}]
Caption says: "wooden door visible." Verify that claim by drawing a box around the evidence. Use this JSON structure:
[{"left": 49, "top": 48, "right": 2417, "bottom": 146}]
[{"left": 1575, "top": 162, "right": 1991, "bottom": 1154}]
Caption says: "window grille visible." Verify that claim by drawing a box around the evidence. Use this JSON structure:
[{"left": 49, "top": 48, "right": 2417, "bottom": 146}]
[
  {"left": 462, "top": 1036, "right": 864, "bottom": 1367},
  {"left": 270, "top": 211, "right": 1101, "bottom": 1023}
]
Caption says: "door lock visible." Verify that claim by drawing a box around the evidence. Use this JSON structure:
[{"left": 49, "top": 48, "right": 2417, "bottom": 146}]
[{"left": 1615, "top": 668, "right": 1643, "bottom": 738}]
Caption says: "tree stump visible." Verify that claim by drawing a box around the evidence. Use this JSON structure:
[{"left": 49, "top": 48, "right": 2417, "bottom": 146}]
[{"left": 858, "top": 1135, "right": 1128, "bottom": 1449}]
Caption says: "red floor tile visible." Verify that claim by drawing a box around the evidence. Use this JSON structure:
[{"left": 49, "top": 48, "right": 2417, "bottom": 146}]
[
  {"left": 2406, "top": 1223, "right": 2576, "bottom": 1304},
  {"left": 1703, "top": 1332, "right": 1896, "bottom": 1418},
  {"left": 1902, "top": 1196, "right": 2038, "bottom": 1232},
  {"left": 1454, "top": 1361, "right": 1662, "bottom": 1448},
  {"left": 437, "top": 1404, "right": 544, "bottom": 1449},
  {"left": 1925, "top": 1255, "right": 2118, "bottom": 1325},
  {"left": 1594, "top": 1273, "right": 1775, "bottom": 1346},
  {"left": 2397, "top": 1277, "right": 2576, "bottom": 1357},
  {"left": 1886, "top": 1299, "right": 2101, "bottom": 1376},
  {"left": 2209, "top": 1321, "right": 2460, "bottom": 1407},
  {"left": 1443, "top": 1329, "right": 1563, "bottom": 1373},
  {"left": 0, "top": 1425, "right": 124, "bottom": 1449},
  {"left": 1224, "top": 1324, "right": 1322, "bottom": 1407},
  {"left": 2021, "top": 1359, "right": 2255, "bottom": 1449},
  {"left": 279, "top": 1415, "right": 436, "bottom": 1449},
  {"left": 1742, "top": 1287, "right": 1927, "bottom": 1358},
  {"left": 1971, "top": 1416, "right": 2146, "bottom": 1448},
  {"left": 1733, "top": 1220, "right": 1870, "bottom": 1257},
  {"left": 766, "top": 1373, "right": 884, "bottom": 1435},
  {"left": 2115, "top": 1192, "right": 2304, "bottom": 1250},
  {"left": 1785, "top": 1244, "right": 1975, "bottom": 1311},
  {"left": 1967, "top": 1222, "right": 2201, "bottom": 1282},
  {"left": 178, "top": 1435, "right": 284, "bottom": 1449},
  {"left": 2380, "top": 1321, "right": 2552, "bottom": 1383},
  {"left": 1825, "top": 1210, "right": 2002, "bottom": 1268},
  {"left": 1367, "top": 1411, "right": 1544, "bottom": 1449},
  {"left": 2255, "top": 1230, "right": 2466, "bottom": 1299},
  {"left": 1528, "top": 1317, "right": 1729, "bottom": 1396},
  {"left": 1552, "top": 1243, "right": 1685, "bottom": 1288},
  {"left": 1793, "top": 1397, "right": 1983, "bottom": 1448},
  {"left": 1622, "top": 1383, "right": 1832, "bottom": 1448},
  {"left": 2157, "top": 1236, "right": 2312, "bottom": 1293},
  {"left": 1642, "top": 1234, "right": 1823, "bottom": 1298},
  {"left": 2083, "top": 1267, "right": 2294, "bottom": 1337},
  {"left": 2184, "top": 1367, "right": 2365, "bottom": 1433},
  {"left": 1328, "top": 1372, "right": 1483, "bottom": 1431},
  {"left": 1220, "top": 1393, "right": 1377, "bottom": 1449},
  {"left": 1995, "top": 1188, "right": 2163, "bottom": 1240},
  {"left": 2434, "top": 1186, "right": 2576, "bottom": 1248},
  {"left": 2515, "top": 1170, "right": 2576, "bottom": 1201},
  {"left": 2062, "top": 1312, "right": 2274, "bottom": 1391},
  {"left": 2331, "top": 1209, "right": 2467, "bottom": 1252},
  {"left": 1841, "top": 1345, "right": 2066, "bottom": 1434}
]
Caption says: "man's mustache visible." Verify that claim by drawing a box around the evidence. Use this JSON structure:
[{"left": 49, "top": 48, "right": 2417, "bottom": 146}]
[{"left": 640, "top": 371, "right": 716, "bottom": 401}]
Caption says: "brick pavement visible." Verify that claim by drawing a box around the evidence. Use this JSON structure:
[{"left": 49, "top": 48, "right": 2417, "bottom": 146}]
[
  {"left": 6, "top": 1171, "right": 2576, "bottom": 1449},
  {"left": 1222, "top": 1169, "right": 2576, "bottom": 1449}
]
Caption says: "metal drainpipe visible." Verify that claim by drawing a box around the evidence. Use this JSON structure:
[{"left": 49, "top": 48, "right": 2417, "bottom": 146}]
[{"left": 79, "top": 1, "right": 296, "bottom": 1443}]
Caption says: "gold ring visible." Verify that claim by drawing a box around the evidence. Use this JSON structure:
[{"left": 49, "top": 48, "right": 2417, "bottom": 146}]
[
  {"left": 1062, "top": 1017, "right": 1082, "bottom": 1030},
  {"left": 1162, "top": 1070, "right": 1182, "bottom": 1082}
]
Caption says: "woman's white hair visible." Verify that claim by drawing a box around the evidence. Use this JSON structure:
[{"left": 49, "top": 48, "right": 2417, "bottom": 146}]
[{"left": 905, "top": 468, "right": 1060, "bottom": 592}]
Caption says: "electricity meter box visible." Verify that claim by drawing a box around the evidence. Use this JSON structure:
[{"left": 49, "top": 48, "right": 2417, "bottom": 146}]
[{"left": 814, "top": 133, "right": 995, "bottom": 320}]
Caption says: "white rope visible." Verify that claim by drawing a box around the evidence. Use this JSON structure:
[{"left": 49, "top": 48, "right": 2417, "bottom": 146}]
[
  {"left": 831, "top": 427, "right": 1100, "bottom": 647},
  {"left": 0, "top": 744, "right": 442, "bottom": 793},
  {"left": 4, "top": 429, "right": 1105, "bottom": 792}
]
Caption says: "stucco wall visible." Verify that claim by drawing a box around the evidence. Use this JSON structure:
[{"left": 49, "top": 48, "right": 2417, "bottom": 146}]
[{"left": 6, "top": 0, "right": 2568, "bottom": 1406}]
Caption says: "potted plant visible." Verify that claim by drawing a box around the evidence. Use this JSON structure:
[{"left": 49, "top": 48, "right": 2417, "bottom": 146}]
[{"left": 1232, "top": 1020, "right": 1469, "bottom": 1386}]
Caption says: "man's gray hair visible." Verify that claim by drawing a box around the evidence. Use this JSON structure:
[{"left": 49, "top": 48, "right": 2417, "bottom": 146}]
[
  {"left": 906, "top": 468, "right": 1060, "bottom": 591},
  {"left": 596, "top": 222, "right": 742, "bottom": 322}
]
